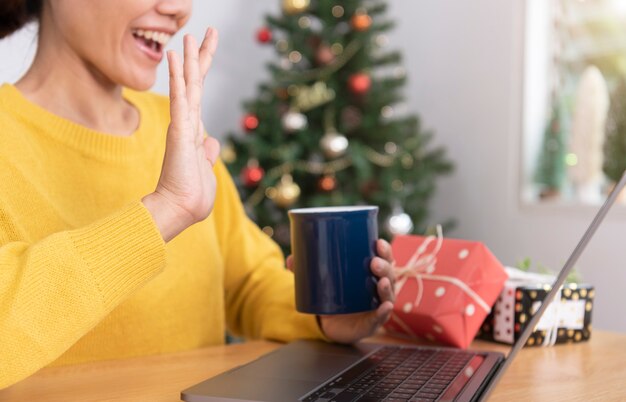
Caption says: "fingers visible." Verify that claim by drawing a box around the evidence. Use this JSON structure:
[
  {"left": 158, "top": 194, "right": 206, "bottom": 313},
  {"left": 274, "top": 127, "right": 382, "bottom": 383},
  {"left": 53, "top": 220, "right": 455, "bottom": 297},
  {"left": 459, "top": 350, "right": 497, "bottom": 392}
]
[
  {"left": 376, "top": 301, "right": 394, "bottom": 323},
  {"left": 183, "top": 35, "right": 202, "bottom": 139},
  {"left": 372, "top": 256, "right": 396, "bottom": 291},
  {"left": 286, "top": 255, "right": 294, "bottom": 272},
  {"left": 369, "top": 277, "right": 395, "bottom": 330},
  {"left": 167, "top": 50, "right": 189, "bottom": 132},
  {"left": 199, "top": 27, "right": 218, "bottom": 79},
  {"left": 376, "top": 239, "right": 393, "bottom": 263},
  {"left": 368, "top": 299, "right": 394, "bottom": 332},
  {"left": 203, "top": 136, "right": 220, "bottom": 166},
  {"left": 377, "top": 276, "right": 395, "bottom": 304}
]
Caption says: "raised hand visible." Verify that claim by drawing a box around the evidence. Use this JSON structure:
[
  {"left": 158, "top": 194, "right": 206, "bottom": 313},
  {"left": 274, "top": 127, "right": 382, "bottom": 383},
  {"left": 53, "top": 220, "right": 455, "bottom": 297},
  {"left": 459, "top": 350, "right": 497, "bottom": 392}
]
[{"left": 143, "top": 28, "right": 220, "bottom": 242}]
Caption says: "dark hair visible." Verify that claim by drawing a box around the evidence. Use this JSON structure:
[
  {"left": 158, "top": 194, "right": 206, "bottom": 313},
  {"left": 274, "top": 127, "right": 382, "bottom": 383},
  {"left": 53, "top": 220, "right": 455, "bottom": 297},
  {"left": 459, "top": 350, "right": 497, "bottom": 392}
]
[{"left": 0, "top": 0, "right": 42, "bottom": 39}]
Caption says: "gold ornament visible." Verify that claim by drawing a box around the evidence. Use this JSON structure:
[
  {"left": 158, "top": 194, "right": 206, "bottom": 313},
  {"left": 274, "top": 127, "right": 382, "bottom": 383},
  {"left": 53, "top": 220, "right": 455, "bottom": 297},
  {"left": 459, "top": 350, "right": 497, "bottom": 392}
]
[
  {"left": 293, "top": 81, "right": 336, "bottom": 112},
  {"left": 276, "top": 39, "right": 289, "bottom": 52},
  {"left": 375, "top": 34, "right": 389, "bottom": 47},
  {"left": 220, "top": 142, "right": 237, "bottom": 164},
  {"left": 262, "top": 226, "right": 274, "bottom": 237},
  {"left": 283, "top": 0, "right": 310, "bottom": 15},
  {"left": 288, "top": 50, "right": 302, "bottom": 63},
  {"left": 381, "top": 105, "right": 394, "bottom": 118},
  {"left": 391, "top": 179, "right": 404, "bottom": 192},
  {"left": 330, "top": 42, "right": 343, "bottom": 55},
  {"left": 298, "top": 16, "right": 311, "bottom": 29},
  {"left": 273, "top": 174, "right": 301, "bottom": 207},
  {"left": 384, "top": 142, "right": 398, "bottom": 154},
  {"left": 401, "top": 154, "right": 414, "bottom": 169},
  {"left": 332, "top": 5, "right": 344, "bottom": 18}
]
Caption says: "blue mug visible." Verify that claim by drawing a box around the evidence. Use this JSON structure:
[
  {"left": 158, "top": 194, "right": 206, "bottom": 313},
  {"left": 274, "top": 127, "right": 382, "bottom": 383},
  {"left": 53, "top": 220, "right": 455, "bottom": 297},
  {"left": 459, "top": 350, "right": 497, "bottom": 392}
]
[{"left": 288, "top": 206, "right": 380, "bottom": 315}]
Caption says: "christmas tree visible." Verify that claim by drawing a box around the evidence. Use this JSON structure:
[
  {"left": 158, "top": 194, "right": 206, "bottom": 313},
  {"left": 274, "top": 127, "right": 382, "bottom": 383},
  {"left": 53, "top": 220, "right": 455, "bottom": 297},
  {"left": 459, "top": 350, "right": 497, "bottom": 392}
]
[
  {"left": 534, "top": 103, "right": 567, "bottom": 198},
  {"left": 603, "top": 78, "right": 626, "bottom": 183},
  {"left": 223, "top": 0, "right": 453, "bottom": 253}
]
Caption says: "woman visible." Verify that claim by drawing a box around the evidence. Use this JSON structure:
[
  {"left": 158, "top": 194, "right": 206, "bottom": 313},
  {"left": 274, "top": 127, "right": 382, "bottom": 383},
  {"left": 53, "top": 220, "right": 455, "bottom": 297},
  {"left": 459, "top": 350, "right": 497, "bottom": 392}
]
[{"left": 0, "top": 0, "right": 396, "bottom": 389}]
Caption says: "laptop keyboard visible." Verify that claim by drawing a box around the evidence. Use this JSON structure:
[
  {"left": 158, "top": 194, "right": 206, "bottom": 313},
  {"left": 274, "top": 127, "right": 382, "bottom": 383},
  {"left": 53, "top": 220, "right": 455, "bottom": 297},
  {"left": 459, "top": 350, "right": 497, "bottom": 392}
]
[{"left": 301, "top": 346, "right": 478, "bottom": 402}]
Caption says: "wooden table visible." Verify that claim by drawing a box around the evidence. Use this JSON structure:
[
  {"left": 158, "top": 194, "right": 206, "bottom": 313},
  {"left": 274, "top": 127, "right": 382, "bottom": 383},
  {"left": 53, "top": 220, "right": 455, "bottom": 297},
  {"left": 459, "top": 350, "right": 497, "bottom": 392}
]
[{"left": 1, "top": 330, "right": 624, "bottom": 401}]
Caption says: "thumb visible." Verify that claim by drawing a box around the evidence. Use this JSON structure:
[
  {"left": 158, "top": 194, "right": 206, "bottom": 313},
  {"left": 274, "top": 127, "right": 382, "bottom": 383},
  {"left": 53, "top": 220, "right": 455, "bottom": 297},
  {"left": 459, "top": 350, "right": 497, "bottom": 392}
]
[
  {"left": 286, "top": 255, "right": 294, "bottom": 272},
  {"left": 203, "top": 136, "right": 221, "bottom": 165}
]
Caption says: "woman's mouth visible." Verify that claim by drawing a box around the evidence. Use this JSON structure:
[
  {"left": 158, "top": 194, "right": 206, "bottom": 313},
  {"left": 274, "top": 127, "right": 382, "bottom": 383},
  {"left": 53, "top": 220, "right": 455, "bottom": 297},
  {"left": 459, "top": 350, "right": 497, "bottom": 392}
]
[{"left": 131, "top": 29, "right": 172, "bottom": 62}]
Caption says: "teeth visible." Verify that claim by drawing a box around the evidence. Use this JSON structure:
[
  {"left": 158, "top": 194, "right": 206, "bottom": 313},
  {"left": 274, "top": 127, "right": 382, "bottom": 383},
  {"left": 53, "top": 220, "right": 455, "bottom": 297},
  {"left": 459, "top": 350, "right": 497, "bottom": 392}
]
[{"left": 132, "top": 29, "right": 172, "bottom": 46}]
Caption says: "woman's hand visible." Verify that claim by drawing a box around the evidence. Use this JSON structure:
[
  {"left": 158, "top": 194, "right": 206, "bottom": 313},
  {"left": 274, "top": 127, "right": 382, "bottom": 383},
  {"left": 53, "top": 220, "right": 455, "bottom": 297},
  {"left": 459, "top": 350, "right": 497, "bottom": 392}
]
[
  {"left": 287, "top": 239, "right": 396, "bottom": 344},
  {"left": 143, "top": 28, "right": 220, "bottom": 242}
]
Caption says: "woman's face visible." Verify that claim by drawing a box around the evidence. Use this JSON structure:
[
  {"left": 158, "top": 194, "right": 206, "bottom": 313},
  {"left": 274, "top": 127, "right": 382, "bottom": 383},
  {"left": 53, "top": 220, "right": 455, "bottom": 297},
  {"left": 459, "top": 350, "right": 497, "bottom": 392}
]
[{"left": 44, "top": 0, "right": 192, "bottom": 90}]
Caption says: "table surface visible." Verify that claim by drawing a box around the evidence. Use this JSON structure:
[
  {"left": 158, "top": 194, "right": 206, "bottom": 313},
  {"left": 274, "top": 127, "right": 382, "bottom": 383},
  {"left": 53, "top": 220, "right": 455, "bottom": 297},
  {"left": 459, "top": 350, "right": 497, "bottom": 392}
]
[{"left": 1, "top": 330, "right": 625, "bottom": 402}]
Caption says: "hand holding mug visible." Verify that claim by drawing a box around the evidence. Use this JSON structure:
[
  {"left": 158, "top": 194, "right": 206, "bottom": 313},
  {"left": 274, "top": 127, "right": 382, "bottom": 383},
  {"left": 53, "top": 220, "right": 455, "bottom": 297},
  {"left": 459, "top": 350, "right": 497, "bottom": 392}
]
[
  {"left": 288, "top": 206, "right": 396, "bottom": 344},
  {"left": 287, "top": 239, "right": 396, "bottom": 344}
]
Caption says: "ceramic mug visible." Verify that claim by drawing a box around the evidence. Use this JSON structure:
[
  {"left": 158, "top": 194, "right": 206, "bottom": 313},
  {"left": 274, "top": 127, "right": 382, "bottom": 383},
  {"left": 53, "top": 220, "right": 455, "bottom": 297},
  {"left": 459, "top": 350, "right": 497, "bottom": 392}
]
[{"left": 288, "top": 206, "right": 380, "bottom": 315}]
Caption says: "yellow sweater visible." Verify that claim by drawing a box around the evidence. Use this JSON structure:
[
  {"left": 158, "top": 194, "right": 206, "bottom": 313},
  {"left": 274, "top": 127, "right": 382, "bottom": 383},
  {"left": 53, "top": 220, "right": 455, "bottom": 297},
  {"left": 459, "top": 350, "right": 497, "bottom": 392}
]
[{"left": 0, "top": 84, "right": 322, "bottom": 389}]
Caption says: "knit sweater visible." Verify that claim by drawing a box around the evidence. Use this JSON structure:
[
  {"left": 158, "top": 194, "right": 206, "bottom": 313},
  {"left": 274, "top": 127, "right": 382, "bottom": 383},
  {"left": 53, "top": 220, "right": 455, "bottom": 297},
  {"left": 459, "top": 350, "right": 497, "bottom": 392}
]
[{"left": 0, "top": 83, "right": 323, "bottom": 389}]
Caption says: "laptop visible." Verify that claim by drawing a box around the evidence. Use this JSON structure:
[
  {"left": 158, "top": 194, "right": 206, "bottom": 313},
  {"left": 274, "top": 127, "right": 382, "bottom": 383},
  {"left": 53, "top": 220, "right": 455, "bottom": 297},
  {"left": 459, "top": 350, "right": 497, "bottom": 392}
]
[{"left": 182, "top": 171, "right": 626, "bottom": 402}]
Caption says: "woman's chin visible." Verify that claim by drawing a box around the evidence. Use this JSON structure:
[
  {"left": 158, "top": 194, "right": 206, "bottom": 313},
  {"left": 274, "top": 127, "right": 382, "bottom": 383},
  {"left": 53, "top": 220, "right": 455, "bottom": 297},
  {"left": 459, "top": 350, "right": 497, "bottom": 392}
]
[{"left": 123, "top": 71, "right": 157, "bottom": 92}]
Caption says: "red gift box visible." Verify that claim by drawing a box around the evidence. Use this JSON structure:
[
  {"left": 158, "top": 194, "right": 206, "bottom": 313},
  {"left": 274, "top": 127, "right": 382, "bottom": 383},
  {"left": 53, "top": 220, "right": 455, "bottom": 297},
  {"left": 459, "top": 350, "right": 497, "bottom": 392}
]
[{"left": 384, "top": 231, "right": 508, "bottom": 349}]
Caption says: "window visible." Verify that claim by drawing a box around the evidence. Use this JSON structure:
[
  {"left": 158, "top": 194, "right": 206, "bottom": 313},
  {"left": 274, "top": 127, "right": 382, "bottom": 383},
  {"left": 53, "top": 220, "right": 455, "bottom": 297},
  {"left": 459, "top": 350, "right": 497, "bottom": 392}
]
[{"left": 523, "top": 0, "right": 626, "bottom": 205}]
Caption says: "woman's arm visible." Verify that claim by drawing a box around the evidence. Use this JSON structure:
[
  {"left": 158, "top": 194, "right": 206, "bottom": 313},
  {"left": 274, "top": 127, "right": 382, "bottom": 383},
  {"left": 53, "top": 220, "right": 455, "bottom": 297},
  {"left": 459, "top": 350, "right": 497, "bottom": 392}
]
[
  {"left": 0, "top": 201, "right": 166, "bottom": 389},
  {"left": 212, "top": 162, "right": 324, "bottom": 342}
]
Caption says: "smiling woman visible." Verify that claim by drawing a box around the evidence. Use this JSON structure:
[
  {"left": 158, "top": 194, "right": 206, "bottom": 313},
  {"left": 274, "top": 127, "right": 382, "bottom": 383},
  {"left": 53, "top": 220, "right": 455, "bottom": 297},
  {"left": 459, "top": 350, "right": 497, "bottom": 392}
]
[
  {"left": 132, "top": 28, "right": 172, "bottom": 61},
  {"left": 0, "top": 0, "right": 396, "bottom": 391}
]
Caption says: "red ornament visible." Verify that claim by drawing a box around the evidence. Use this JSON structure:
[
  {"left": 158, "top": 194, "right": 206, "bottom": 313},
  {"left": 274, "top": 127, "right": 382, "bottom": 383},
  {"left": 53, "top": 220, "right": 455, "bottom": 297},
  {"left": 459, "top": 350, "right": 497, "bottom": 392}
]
[
  {"left": 348, "top": 73, "right": 371, "bottom": 95},
  {"left": 242, "top": 113, "right": 259, "bottom": 132},
  {"left": 360, "top": 179, "right": 380, "bottom": 197},
  {"left": 318, "top": 175, "right": 337, "bottom": 192},
  {"left": 315, "top": 45, "right": 335, "bottom": 66},
  {"left": 256, "top": 27, "right": 272, "bottom": 43},
  {"left": 241, "top": 164, "right": 265, "bottom": 187},
  {"left": 351, "top": 13, "right": 372, "bottom": 32}
]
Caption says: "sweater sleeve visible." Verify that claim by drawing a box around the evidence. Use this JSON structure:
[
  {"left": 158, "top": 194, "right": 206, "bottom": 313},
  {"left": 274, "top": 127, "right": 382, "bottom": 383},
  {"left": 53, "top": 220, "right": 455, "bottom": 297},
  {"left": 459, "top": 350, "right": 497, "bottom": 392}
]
[
  {"left": 212, "top": 161, "right": 325, "bottom": 342},
  {"left": 0, "top": 201, "right": 166, "bottom": 389}
]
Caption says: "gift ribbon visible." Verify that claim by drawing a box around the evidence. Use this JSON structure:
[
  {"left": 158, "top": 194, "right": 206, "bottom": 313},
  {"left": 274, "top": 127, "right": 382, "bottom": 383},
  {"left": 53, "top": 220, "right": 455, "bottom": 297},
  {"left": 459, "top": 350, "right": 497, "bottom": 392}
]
[
  {"left": 542, "top": 289, "right": 561, "bottom": 347},
  {"left": 389, "top": 226, "right": 492, "bottom": 337}
]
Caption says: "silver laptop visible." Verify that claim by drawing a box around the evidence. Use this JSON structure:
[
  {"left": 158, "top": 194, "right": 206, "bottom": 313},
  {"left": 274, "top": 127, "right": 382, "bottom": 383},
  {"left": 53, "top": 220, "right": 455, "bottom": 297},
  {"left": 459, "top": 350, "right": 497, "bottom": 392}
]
[{"left": 182, "top": 171, "right": 626, "bottom": 402}]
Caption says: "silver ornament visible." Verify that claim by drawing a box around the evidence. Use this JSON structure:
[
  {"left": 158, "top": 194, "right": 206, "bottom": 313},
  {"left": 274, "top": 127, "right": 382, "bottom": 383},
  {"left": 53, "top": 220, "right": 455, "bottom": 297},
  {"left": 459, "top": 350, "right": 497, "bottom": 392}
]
[
  {"left": 386, "top": 210, "right": 414, "bottom": 236},
  {"left": 320, "top": 131, "right": 349, "bottom": 158},
  {"left": 282, "top": 110, "right": 308, "bottom": 132}
]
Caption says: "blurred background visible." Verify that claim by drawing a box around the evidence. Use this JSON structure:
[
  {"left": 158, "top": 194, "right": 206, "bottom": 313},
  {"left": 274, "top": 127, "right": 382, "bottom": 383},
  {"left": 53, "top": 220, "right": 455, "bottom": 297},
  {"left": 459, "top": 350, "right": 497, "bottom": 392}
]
[{"left": 1, "top": 0, "right": 624, "bottom": 333}]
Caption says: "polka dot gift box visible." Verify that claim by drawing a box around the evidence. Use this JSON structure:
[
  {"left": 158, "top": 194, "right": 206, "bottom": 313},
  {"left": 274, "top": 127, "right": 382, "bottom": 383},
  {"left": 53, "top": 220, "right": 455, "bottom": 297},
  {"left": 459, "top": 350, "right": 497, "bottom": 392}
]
[
  {"left": 384, "top": 228, "right": 508, "bottom": 349},
  {"left": 476, "top": 267, "right": 594, "bottom": 347}
]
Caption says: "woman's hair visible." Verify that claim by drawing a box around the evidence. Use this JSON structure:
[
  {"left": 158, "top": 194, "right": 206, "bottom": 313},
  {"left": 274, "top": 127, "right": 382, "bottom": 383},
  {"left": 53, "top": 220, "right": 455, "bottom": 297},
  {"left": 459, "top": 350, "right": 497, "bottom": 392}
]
[{"left": 0, "top": 0, "right": 42, "bottom": 39}]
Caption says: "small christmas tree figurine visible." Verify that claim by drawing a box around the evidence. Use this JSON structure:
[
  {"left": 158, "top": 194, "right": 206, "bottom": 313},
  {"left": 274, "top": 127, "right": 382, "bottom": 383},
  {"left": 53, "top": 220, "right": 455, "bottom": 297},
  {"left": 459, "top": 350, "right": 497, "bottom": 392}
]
[
  {"left": 603, "top": 78, "right": 626, "bottom": 184},
  {"left": 534, "top": 103, "right": 567, "bottom": 199},
  {"left": 224, "top": 0, "right": 453, "bottom": 253}
]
